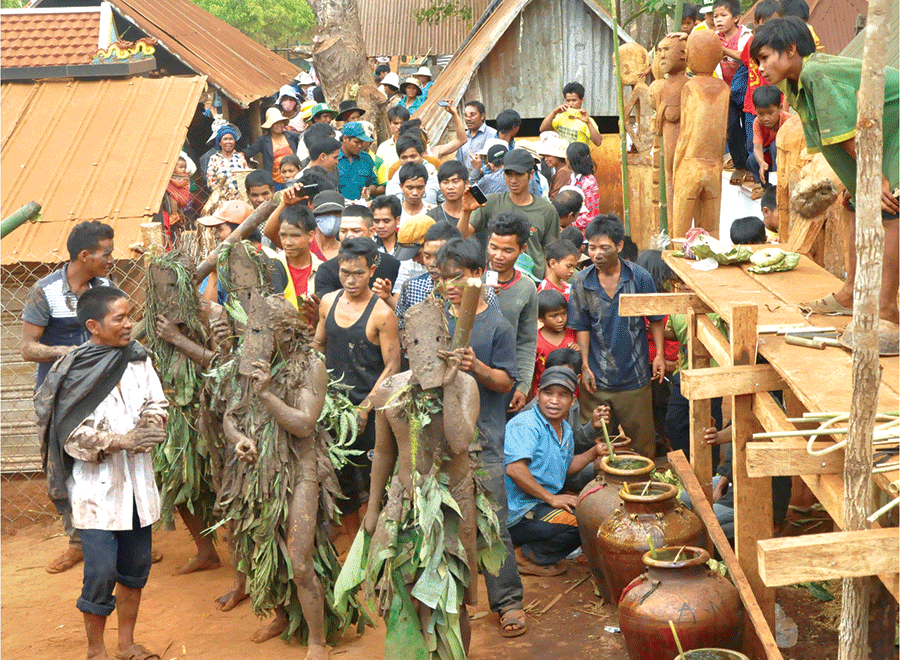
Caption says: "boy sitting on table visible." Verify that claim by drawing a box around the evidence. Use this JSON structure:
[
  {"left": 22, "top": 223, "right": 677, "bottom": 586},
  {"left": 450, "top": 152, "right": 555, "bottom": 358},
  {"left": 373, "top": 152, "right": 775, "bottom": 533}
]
[{"left": 752, "top": 17, "right": 899, "bottom": 323}]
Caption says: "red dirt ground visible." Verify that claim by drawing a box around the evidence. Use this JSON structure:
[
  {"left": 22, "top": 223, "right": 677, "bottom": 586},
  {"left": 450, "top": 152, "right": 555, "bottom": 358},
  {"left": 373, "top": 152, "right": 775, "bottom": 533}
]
[{"left": 2, "top": 480, "right": 854, "bottom": 660}]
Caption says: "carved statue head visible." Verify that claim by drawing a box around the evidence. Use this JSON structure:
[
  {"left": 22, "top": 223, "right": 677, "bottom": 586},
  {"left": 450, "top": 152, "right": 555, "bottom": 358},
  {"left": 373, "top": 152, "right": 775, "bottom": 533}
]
[
  {"left": 147, "top": 251, "right": 197, "bottom": 325},
  {"left": 656, "top": 35, "right": 687, "bottom": 76},
  {"left": 402, "top": 297, "right": 452, "bottom": 390},
  {"left": 618, "top": 43, "right": 650, "bottom": 86},
  {"left": 238, "top": 293, "right": 308, "bottom": 376},
  {"left": 223, "top": 241, "right": 271, "bottom": 311},
  {"left": 687, "top": 30, "right": 723, "bottom": 76}
]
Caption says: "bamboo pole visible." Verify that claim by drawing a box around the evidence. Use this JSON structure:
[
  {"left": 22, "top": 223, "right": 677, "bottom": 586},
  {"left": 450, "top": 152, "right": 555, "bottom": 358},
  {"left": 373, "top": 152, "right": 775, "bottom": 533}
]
[
  {"left": 450, "top": 278, "right": 483, "bottom": 349},
  {"left": 658, "top": 127, "right": 668, "bottom": 235},
  {"left": 839, "top": 0, "right": 888, "bottom": 655},
  {"left": 1, "top": 201, "right": 41, "bottom": 239},
  {"left": 609, "top": 0, "right": 630, "bottom": 233}
]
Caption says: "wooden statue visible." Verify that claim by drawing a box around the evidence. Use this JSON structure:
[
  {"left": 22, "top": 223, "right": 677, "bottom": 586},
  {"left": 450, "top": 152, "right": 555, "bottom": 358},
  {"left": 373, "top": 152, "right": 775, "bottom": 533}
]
[
  {"left": 671, "top": 31, "right": 729, "bottom": 239},
  {"left": 335, "top": 297, "right": 505, "bottom": 660},
  {"left": 656, "top": 35, "right": 689, "bottom": 221},
  {"left": 619, "top": 43, "right": 654, "bottom": 157}
]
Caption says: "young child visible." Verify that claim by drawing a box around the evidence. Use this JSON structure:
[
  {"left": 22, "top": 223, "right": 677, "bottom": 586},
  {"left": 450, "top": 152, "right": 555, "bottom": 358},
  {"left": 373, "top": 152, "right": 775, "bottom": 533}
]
[
  {"left": 760, "top": 184, "right": 779, "bottom": 241},
  {"left": 680, "top": 2, "right": 701, "bottom": 32},
  {"left": 714, "top": 0, "right": 753, "bottom": 185},
  {"left": 278, "top": 154, "right": 301, "bottom": 187},
  {"left": 531, "top": 289, "right": 578, "bottom": 398},
  {"left": 538, "top": 239, "right": 580, "bottom": 298},
  {"left": 397, "top": 161, "right": 433, "bottom": 222},
  {"left": 692, "top": 2, "right": 716, "bottom": 33},
  {"left": 747, "top": 85, "right": 790, "bottom": 191},
  {"left": 729, "top": 215, "right": 767, "bottom": 244},
  {"left": 740, "top": 0, "right": 782, "bottom": 176},
  {"left": 752, "top": 17, "right": 899, "bottom": 323},
  {"left": 273, "top": 203, "right": 321, "bottom": 305}
]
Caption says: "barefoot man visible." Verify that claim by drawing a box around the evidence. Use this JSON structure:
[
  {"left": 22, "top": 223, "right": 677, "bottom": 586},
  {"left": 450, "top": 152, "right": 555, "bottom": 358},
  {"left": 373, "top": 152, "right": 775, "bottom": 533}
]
[{"left": 36, "top": 286, "right": 168, "bottom": 660}]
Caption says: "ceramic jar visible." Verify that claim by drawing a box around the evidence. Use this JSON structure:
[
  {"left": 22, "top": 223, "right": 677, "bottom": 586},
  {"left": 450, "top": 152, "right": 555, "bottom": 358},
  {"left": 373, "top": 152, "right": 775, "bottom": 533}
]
[
  {"left": 596, "top": 481, "right": 705, "bottom": 605},
  {"left": 618, "top": 546, "right": 745, "bottom": 660},
  {"left": 575, "top": 452, "right": 655, "bottom": 599}
]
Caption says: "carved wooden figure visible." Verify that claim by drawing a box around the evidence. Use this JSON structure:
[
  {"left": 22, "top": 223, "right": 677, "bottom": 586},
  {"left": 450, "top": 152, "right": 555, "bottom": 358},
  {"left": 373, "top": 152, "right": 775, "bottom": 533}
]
[
  {"left": 619, "top": 43, "right": 654, "bottom": 157},
  {"left": 656, "top": 35, "right": 689, "bottom": 220},
  {"left": 671, "top": 31, "right": 729, "bottom": 238}
]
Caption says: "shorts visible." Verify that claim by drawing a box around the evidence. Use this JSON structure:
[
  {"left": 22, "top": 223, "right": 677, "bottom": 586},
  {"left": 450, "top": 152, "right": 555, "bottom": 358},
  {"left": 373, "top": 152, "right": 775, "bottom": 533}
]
[
  {"left": 335, "top": 414, "right": 376, "bottom": 516},
  {"left": 76, "top": 504, "right": 153, "bottom": 617},
  {"left": 847, "top": 195, "right": 899, "bottom": 221}
]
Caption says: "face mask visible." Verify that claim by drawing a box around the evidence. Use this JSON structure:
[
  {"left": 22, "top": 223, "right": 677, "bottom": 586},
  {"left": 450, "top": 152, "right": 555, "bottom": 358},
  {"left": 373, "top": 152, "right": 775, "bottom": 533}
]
[{"left": 316, "top": 213, "right": 341, "bottom": 237}]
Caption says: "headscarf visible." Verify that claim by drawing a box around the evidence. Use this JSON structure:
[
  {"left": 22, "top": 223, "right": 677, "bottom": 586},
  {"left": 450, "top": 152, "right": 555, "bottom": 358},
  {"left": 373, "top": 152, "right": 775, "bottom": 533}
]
[{"left": 216, "top": 125, "right": 239, "bottom": 150}]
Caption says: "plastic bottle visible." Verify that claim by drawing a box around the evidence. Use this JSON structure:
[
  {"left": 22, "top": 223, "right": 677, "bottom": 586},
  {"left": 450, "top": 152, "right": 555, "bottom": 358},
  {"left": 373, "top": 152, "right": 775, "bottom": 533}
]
[{"left": 775, "top": 603, "right": 798, "bottom": 648}]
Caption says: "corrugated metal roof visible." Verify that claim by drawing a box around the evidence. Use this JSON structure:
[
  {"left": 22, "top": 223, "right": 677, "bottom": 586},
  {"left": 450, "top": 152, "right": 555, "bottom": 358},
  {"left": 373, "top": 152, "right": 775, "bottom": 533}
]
[
  {"left": 1, "top": 76, "right": 206, "bottom": 265},
  {"left": 840, "top": 3, "right": 898, "bottom": 69},
  {"left": 0, "top": 8, "right": 102, "bottom": 68},
  {"left": 105, "top": 0, "right": 300, "bottom": 107},
  {"left": 741, "top": 0, "right": 867, "bottom": 54},
  {"left": 418, "top": 0, "right": 632, "bottom": 144},
  {"left": 357, "top": 0, "right": 492, "bottom": 57}
]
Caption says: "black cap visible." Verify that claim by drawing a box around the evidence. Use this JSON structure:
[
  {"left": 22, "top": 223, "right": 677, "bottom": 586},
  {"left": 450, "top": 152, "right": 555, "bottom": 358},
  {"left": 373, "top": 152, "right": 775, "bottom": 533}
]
[
  {"left": 539, "top": 366, "right": 578, "bottom": 392},
  {"left": 503, "top": 148, "right": 535, "bottom": 174},
  {"left": 487, "top": 143, "right": 509, "bottom": 165},
  {"left": 312, "top": 190, "right": 345, "bottom": 214}
]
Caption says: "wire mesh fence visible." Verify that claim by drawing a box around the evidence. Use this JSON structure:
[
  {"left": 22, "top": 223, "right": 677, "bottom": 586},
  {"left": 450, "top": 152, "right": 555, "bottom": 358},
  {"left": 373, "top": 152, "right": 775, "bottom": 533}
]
[{"left": 1, "top": 250, "right": 149, "bottom": 528}]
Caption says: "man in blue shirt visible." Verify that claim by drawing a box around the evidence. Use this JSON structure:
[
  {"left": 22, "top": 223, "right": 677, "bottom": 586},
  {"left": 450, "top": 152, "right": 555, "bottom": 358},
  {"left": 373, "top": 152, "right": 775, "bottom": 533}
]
[
  {"left": 568, "top": 215, "right": 666, "bottom": 458},
  {"left": 505, "top": 367, "right": 604, "bottom": 576},
  {"left": 455, "top": 100, "right": 498, "bottom": 168},
  {"left": 337, "top": 122, "right": 381, "bottom": 200}
]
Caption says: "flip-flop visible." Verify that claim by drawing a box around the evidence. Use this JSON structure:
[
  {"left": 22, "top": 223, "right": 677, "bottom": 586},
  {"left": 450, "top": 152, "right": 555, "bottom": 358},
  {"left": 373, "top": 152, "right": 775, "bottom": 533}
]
[
  {"left": 114, "top": 644, "right": 160, "bottom": 660},
  {"left": 799, "top": 293, "right": 853, "bottom": 316},
  {"left": 499, "top": 609, "right": 528, "bottom": 638},
  {"left": 46, "top": 548, "right": 83, "bottom": 574}
]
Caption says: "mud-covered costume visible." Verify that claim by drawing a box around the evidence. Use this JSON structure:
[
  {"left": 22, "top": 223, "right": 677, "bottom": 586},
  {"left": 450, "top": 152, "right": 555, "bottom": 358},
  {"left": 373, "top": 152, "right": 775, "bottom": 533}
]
[
  {"left": 146, "top": 251, "right": 218, "bottom": 532},
  {"left": 336, "top": 298, "right": 506, "bottom": 660}
]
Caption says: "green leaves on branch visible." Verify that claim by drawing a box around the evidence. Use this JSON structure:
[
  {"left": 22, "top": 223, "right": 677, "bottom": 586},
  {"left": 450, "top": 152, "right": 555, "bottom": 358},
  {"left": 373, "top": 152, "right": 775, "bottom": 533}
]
[
  {"left": 413, "top": 0, "right": 473, "bottom": 25},
  {"left": 189, "top": 0, "right": 316, "bottom": 47}
]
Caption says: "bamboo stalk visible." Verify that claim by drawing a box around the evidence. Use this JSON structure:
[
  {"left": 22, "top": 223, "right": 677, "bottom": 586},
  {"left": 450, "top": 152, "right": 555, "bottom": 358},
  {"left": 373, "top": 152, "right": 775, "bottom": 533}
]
[
  {"left": 609, "top": 0, "right": 630, "bottom": 233},
  {"left": 867, "top": 495, "right": 900, "bottom": 522},
  {"left": 450, "top": 278, "right": 483, "bottom": 350}
]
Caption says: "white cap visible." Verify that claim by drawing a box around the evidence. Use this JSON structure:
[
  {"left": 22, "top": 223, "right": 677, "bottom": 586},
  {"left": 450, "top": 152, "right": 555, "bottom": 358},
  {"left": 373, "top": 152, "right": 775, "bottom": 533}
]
[
  {"left": 476, "top": 137, "right": 509, "bottom": 157},
  {"left": 295, "top": 72, "right": 315, "bottom": 86}
]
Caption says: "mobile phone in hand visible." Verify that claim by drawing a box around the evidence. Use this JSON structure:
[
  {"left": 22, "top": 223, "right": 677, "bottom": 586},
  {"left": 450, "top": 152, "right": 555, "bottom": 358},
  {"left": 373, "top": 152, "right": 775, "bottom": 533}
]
[
  {"left": 437, "top": 101, "right": 450, "bottom": 107},
  {"left": 469, "top": 184, "right": 487, "bottom": 205}
]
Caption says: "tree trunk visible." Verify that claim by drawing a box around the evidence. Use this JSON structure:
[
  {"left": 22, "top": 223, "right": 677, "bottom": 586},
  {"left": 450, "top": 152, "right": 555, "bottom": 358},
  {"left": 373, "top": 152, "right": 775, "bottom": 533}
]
[
  {"left": 839, "top": 0, "right": 887, "bottom": 657},
  {"left": 307, "top": 0, "right": 386, "bottom": 139}
]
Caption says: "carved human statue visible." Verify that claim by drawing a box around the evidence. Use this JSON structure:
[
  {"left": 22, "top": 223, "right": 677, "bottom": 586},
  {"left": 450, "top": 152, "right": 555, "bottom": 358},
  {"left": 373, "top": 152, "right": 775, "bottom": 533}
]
[
  {"left": 671, "top": 30, "right": 729, "bottom": 238},
  {"left": 656, "top": 34, "right": 689, "bottom": 218},
  {"left": 618, "top": 42, "right": 654, "bottom": 155}
]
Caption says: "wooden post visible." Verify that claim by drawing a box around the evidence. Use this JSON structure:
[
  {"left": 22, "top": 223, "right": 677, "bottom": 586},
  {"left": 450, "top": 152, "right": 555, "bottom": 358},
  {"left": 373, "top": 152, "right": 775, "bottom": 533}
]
[
  {"left": 839, "top": 0, "right": 888, "bottom": 655},
  {"left": 730, "top": 303, "right": 775, "bottom": 656},
  {"left": 609, "top": 0, "right": 631, "bottom": 233},
  {"left": 687, "top": 307, "right": 714, "bottom": 504}
]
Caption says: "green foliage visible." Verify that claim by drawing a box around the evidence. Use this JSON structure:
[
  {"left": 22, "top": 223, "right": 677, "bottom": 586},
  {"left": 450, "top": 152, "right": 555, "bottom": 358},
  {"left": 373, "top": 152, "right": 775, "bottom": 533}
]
[
  {"left": 413, "top": 0, "right": 473, "bottom": 25},
  {"left": 189, "top": 0, "right": 316, "bottom": 47},
  {"left": 1, "top": 0, "right": 28, "bottom": 7}
]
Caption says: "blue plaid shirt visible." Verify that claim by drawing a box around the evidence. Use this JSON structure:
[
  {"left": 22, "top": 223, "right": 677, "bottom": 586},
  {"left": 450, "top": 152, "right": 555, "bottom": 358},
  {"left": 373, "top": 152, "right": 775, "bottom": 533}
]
[
  {"left": 567, "top": 258, "right": 662, "bottom": 391},
  {"left": 395, "top": 272, "right": 500, "bottom": 328},
  {"left": 337, "top": 149, "right": 377, "bottom": 200}
]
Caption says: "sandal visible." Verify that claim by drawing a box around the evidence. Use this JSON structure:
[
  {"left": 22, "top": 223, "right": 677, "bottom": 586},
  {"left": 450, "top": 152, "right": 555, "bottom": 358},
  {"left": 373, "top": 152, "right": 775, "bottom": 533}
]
[
  {"left": 46, "top": 547, "right": 83, "bottom": 574},
  {"left": 499, "top": 608, "right": 528, "bottom": 638},
  {"left": 729, "top": 169, "right": 746, "bottom": 185},
  {"left": 114, "top": 644, "right": 160, "bottom": 660},
  {"left": 799, "top": 292, "right": 853, "bottom": 316}
]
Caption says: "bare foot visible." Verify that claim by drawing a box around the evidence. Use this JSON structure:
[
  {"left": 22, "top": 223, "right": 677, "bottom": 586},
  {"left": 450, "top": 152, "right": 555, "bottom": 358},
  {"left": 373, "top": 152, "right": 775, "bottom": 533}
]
[
  {"left": 175, "top": 553, "right": 221, "bottom": 575},
  {"left": 215, "top": 588, "right": 248, "bottom": 612},
  {"left": 47, "top": 546, "right": 83, "bottom": 574},
  {"left": 306, "top": 644, "right": 330, "bottom": 659},
  {"left": 251, "top": 611, "right": 288, "bottom": 643}
]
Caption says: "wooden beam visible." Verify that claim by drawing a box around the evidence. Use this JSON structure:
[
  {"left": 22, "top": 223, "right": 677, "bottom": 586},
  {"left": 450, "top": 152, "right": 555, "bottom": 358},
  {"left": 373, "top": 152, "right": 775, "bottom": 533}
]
[
  {"left": 696, "top": 312, "right": 731, "bottom": 367},
  {"left": 617, "top": 292, "right": 712, "bottom": 316},
  {"left": 668, "top": 451, "right": 784, "bottom": 660},
  {"left": 758, "top": 529, "right": 899, "bottom": 586},
  {"left": 681, "top": 364, "right": 784, "bottom": 400},
  {"left": 746, "top": 441, "right": 844, "bottom": 476},
  {"left": 688, "top": 307, "right": 714, "bottom": 506}
]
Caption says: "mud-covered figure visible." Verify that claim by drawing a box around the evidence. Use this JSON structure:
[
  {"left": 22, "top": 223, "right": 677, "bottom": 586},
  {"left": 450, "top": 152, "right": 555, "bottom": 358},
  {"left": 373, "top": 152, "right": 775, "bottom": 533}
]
[
  {"left": 671, "top": 30, "right": 730, "bottom": 239},
  {"left": 145, "top": 251, "right": 231, "bottom": 575},
  {"left": 217, "top": 292, "right": 367, "bottom": 656},
  {"left": 619, "top": 43, "right": 654, "bottom": 157},
  {"left": 656, "top": 35, "right": 689, "bottom": 220},
  {"left": 336, "top": 297, "right": 505, "bottom": 660}
]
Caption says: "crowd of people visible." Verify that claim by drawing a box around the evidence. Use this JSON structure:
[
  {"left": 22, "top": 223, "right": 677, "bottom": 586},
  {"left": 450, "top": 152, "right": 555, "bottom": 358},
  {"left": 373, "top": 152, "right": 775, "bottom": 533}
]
[{"left": 22, "top": 1, "right": 899, "bottom": 657}]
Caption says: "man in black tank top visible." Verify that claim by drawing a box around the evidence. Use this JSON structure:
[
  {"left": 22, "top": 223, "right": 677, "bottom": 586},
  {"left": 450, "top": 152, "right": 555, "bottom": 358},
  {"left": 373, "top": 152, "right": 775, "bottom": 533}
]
[{"left": 313, "top": 237, "right": 400, "bottom": 539}]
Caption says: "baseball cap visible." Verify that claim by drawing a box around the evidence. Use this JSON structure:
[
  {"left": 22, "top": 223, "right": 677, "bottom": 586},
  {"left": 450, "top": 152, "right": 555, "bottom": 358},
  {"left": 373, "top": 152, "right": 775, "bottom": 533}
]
[
  {"left": 196, "top": 200, "right": 253, "bottom": 227},
  {"left": 503, "top": 149, "right": 535, "bottom": 174},
  {"left": 310, "top": 103, "right": 336, "bottom": 120},
  {"left": 395, "top": 215, "right": 435, "bottom": 261},
  {"left": 486, "top": 143, "right": 509, "bottom": 166},
  {"left": 699, "top": 2, "right": 714, "bottom": 13},
  {"left": 312, "top": 190, "right": 345, "bottom": 214},
  {"left": 539, "top": 365, "right": 578, "bottom": 392},
  {"left": 342, "top": 121, "right": 372, "bottom": 142}
]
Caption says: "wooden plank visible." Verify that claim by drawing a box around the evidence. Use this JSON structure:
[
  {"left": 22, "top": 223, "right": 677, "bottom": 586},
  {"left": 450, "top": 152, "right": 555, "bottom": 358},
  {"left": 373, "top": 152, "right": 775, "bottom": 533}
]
[
  {"left": 681, "top": 364, "right": 784, "bottom": 399},
  {"left": 746, "top": 441, "right": 844, "bottom": 476},
  {"left": 688, "top": 307, "right": 714, "bottom": 505},
  {"left": 757, "top": 529, "right": 899, "bottom": 586},
  {"left": 730, "top": 304, "right": 776, "bottom": 647},
  {"left": 696, "top": 312, "right": 731, "bottom": 367},
  {"left": 617, "top": 292, "right": 712, "bottom": 316},
  {"left": 668, "top": 451, "right": 784, "bottom": 660}
]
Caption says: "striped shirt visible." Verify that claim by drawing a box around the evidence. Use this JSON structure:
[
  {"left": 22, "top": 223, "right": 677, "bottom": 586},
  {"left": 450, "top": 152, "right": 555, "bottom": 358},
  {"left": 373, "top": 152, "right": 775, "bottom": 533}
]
[
  {"left": 65, "top": 358, "right": 167, "bottom": 531},
  {"left": 455, "top": 123, "right": 498, "bottom": 167}
]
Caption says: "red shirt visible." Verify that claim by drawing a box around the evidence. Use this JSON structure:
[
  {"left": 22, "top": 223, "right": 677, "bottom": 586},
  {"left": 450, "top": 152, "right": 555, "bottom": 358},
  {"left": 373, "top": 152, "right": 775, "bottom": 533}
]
[
  {"left": 309, "top": 238, "right": 326, "bottom": 262},
  {"left": 537, "top": 278, "right": 570, "bottom": 300},
  {"left": 645, "top": 316, "right": 679, "bottom": 364},
  {"left": 741, "top": 37, "right": 765, "bottom": 114},
  {"left": 531, "top": 327, "right": 578, "bottom": 399},
  {"left": 753, "top": 111, "right": 791, "bottom": 149},
  {"left": 288, "top": 263, "right": 312, "bottom": 297}
]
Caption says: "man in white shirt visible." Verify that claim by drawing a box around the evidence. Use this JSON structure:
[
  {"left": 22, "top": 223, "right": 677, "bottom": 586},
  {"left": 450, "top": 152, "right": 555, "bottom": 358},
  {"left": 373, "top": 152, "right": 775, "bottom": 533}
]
[{"left": 36, "top": 286, "right": 167, "bottom": 660}]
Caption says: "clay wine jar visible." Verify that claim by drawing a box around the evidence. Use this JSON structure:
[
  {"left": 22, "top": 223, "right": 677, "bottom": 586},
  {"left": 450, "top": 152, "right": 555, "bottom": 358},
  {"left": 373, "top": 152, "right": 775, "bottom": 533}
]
[
  {"left": 619, "top": 546, "right": 745, "bottom": 660},
  {"left": 575, "top": 450, "right": 654, "bottom": 600},
  {"left": 596, "top": 481, "right": 705, "bottom": 606}
]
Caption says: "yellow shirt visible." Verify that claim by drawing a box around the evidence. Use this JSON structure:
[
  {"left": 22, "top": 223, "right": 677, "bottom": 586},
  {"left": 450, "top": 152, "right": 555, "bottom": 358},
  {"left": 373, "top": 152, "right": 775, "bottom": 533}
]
[{"left": 552, "top": 109, "right": 599, "bottom": 144}]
